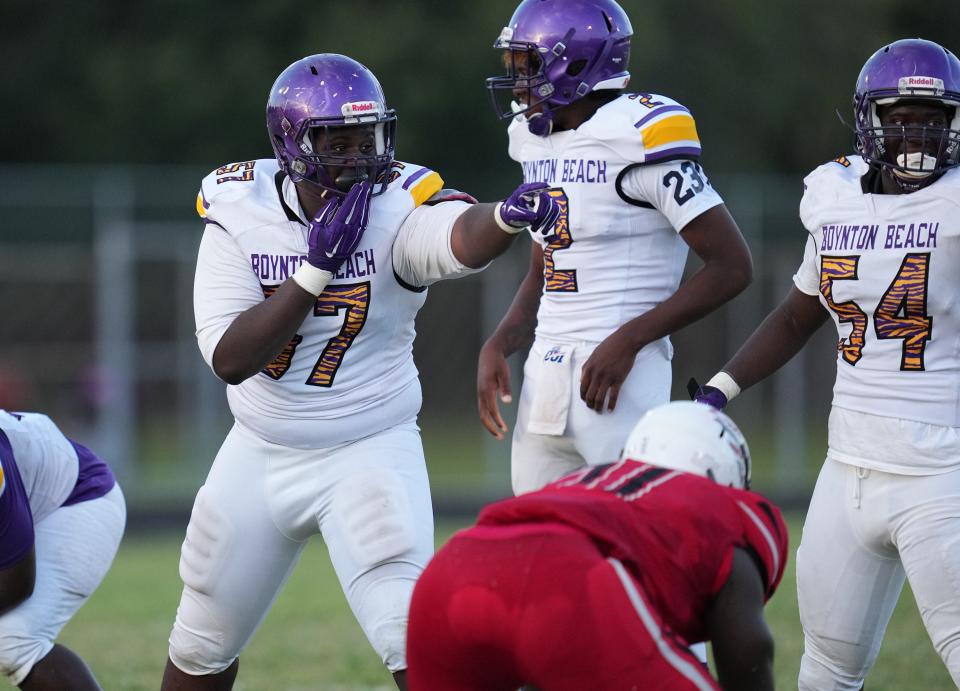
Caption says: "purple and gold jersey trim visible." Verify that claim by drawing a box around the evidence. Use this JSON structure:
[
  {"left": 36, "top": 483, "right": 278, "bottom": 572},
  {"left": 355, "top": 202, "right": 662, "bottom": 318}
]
[
  {"left": 643, "top": 146, "right": 703, "bottom": 164},
  {"left": 634, "top": 106, "right": 702, "bottom": 164},
  {"left": 633, "top": 104, "right": 689, "bottom": 130},
  {"left": 0, "top": 429, "right": 35, "bottom": 569},
  {"left": 403, "top": 168, "right": 444, "bottom": 207},
  {"left": 402, "top": 167, "right": 431, "bottom": 190},
  {"left": 196, "top": 189, "right": 210, "bottom": 219}
]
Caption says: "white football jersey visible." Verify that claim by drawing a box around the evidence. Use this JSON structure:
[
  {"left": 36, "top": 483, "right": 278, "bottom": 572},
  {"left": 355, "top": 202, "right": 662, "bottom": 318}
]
[
  {"left": 508, "top": 93, "right": 724, "bottom": 346},
  {"left": 794, "top": 155, "right": 960, "bottom": 434},
  {"left": 194, "top": 158, "right": 468, "bottom": 449},
  {"left": 0, "top": 411, "right": 79, "bottom": 522}
]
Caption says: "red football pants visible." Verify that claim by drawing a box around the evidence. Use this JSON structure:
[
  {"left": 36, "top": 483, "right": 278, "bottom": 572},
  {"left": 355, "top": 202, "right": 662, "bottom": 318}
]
[{"left": 407, "top": 523, "right": 719, "bottom": 691}]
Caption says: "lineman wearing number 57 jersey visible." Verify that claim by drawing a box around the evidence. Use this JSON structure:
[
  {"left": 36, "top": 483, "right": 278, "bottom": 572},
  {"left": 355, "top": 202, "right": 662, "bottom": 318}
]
[
  {"left": 162, "top": 54, "right": 561, "bottom": 691},
  {"left": 694, "top": 39, "right": 960, "bottom": 689},
  {"left": 478, "top": 0, "right": 753, "bottom": 497}
]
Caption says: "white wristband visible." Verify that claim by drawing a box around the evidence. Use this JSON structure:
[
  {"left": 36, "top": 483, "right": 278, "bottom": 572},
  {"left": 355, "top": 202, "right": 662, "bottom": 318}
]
[
  {"left": 706, "top": 371, "right": 742, "bottom": 402},
  {"left": 493, "top": 202, "right": 526, "bottom": 235},
  {"left": 291, "top": 262, "right": 333, "bottom": 297}
]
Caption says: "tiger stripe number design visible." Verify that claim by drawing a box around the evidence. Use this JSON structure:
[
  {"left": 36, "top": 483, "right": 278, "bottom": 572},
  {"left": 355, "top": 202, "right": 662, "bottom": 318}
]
[{"left": 819, "top": 253, "right": 932, "bottom": 371}]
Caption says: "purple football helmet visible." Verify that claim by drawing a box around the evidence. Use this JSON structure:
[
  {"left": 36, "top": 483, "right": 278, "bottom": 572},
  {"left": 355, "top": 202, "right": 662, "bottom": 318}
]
[
  {"left": 486, "top": 0, "right": 632, "bottom": 136},
  {"left": 854, "top": 39, "right": 960, "bottom": 184},
  {"left": 266, "top": 54, "right": 397, "bottom": 196}
]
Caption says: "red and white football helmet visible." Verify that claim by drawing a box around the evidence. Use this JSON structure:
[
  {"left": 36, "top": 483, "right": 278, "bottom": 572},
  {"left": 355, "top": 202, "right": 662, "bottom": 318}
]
[{"left": 621, "top": 401, "right": 751, "bottom": 489}]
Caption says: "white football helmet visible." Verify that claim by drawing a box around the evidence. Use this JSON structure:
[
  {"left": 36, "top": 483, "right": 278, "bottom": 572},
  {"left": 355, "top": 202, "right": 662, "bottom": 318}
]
[{"left": 621, "top": 401, "right": 751, "bottom": 489}]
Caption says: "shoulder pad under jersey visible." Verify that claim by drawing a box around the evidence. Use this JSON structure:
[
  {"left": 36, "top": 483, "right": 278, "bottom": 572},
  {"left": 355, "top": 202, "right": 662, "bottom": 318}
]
[
  {"left": 382, "top": 161, "right": 445, "bottom": 208},
  {"left": 195, "top": 159, "right": 282, "bottom": 234},
  {"left": 580, "top": 93, "right": 703, "bottom": 165},
  {"left": 799, "top": 154, "right": 868, "bottom": 230},
  {"left": 423, "top": 188, "right": 478, "bottom": 206},
  {"left": 922, "top": 165, "right": 960, "bottom": 207},
  {"left": 726, "top": 487, "right": 788, "bottom": 601},
  {"left": 507, "top": 115, "right": 530, "bottom": 163}
]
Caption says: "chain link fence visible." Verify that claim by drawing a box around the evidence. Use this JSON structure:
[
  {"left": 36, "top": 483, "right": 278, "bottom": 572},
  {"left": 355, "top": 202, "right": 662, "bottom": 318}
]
[{"left": 0, "top": 165, "right": 836, "bottom": 519}]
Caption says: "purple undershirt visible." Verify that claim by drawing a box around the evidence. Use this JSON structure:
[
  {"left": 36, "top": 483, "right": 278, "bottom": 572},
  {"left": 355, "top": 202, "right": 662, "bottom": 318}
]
[
  {"left": 63, "top": 440, "right": 116, "bottom": 506},
  {"left": 0, "top": 429, "right": 35, "bottom": 569},
  {"left": 0, "top": 432, "right": 116, "bottom": 570}
]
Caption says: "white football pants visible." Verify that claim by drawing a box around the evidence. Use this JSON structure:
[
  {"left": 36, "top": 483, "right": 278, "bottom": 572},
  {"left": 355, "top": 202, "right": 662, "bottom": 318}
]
[
  {"left": 167, "top": 420, "right": 433, "bottom": 676},
  {"left": 0, "top": 485, "right": 126, "bottom": 686},
  {"left": 797, "top": 456, "right": 960, "bottom": 690},
  {"left": 511, "top": 339, "right": 672, "bottom": 495}
]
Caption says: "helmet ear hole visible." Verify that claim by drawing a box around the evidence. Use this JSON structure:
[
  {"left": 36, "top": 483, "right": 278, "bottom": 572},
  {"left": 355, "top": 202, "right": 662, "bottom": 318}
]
[{"left": 567, "top": 59, "right": 588, "bottom": 77}]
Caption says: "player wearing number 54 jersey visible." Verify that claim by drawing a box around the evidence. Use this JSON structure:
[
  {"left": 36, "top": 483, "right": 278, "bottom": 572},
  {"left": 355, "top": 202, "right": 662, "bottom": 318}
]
[
  {"left": 693, "top": 39, "right": 960, "bottom": 689},
  {"left": 478, "top": 0, "right": 753, "bottom": 496},
  {"left": 162, "top": 54, "right": 561, "bottom": 691}
]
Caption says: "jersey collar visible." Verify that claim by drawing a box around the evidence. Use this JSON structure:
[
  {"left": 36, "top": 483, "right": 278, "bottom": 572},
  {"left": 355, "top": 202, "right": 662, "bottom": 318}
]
[{"left": 274, "top": 171, "right": 307, "bottom": 226}]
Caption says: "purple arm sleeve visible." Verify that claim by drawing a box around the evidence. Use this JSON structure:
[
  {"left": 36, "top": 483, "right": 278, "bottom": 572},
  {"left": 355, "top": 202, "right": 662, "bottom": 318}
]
[
  {"left": 0, "top": 430, "right": 35, "bottom": 570},
  {"left": 63, "top": 440, "right": 115, "bottom": 506}
]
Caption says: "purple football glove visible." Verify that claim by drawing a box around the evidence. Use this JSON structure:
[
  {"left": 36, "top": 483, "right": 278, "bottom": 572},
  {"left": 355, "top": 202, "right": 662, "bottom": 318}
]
[
  {"left": 307, "top": 181, "right": 372, "bottom": 272},
  {"left": 686, "top": 377, "right": 728, "bottom": 410},
  {"left": 498, "top": 182, "right": 562, "bottom": 237}
]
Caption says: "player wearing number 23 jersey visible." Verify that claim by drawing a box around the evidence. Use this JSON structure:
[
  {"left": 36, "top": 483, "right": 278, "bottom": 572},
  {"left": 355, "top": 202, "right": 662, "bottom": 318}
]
[
  {"left": 478, "top": 0, "right": 753, "bottom": 497},
  {"left": 164, "top": 54, "right": 561, "bottom": 691},
  {"left": 695, "top": 39, "right": 960, "bottom": 690}
]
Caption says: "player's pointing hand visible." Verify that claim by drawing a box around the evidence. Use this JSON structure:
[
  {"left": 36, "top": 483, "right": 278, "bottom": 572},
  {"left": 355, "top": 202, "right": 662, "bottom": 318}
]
[{"left": 496, "top": 182, "right": 561, "bottom": 238}]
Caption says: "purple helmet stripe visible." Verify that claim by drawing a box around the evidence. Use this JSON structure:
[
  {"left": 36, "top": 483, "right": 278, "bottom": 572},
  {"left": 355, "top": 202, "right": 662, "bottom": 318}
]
[{"left": 634, "top": 105, "right": 689, "bottom": 129}]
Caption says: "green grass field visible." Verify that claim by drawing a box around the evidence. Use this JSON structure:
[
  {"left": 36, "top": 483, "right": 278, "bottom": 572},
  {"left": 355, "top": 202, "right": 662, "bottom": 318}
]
[{"left": 50, "top": 515, "right": 954, "bottom": 691}]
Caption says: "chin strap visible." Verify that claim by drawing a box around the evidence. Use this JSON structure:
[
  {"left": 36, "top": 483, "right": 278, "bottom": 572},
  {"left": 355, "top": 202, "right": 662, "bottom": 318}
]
[
  {"left": 526, "top": 108, "right": 555, "bottom": 137},
  {"left": 886, "top": 166, "right": 943, "bottom": 192}
]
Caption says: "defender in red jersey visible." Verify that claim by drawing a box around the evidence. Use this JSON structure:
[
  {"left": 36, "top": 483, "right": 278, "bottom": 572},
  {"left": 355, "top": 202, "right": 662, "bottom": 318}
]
[{"left": 407, "top": 402, "right": 787, "bottom": 690}]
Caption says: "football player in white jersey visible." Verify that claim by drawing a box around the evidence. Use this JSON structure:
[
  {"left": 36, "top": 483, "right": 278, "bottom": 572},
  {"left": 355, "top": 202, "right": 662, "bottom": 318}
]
[
  {"left": 477, "top": 0, "right": 754, "bottom": 496},
  {"left": 0, "top": 410, "right": 125, "bottom": 690},
  {"left": 693, "top": 39, "right": 960, "bottom": 689},
  {"left": 160, "top": 54, "right": 561, "bottom": 691}
]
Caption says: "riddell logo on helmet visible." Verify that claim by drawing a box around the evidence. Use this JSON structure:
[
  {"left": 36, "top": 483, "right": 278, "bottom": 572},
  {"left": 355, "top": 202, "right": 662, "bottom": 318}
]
[
  {"left": 898, "top": 76, "right": 945, "bottom": 95},
  {"left": 342, "top": 101, "right": 379, "bottom": 116}
]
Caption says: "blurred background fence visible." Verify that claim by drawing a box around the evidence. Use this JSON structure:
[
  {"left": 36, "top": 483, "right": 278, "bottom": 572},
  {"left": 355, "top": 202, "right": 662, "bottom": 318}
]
[{"left": 0, "top": 164, "right": 835, "bottom": 519}]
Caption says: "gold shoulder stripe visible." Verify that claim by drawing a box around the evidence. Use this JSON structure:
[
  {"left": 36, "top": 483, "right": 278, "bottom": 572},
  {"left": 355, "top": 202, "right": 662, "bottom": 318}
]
[
  {"left": 410, "top": 171, "right": 445, "bottom": 208},
  {"left": 640, "top": 113, "right": 700, "bottom": 149},
  {"left": 196, "top": 191, "right": 207, "bottom": 219}
]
